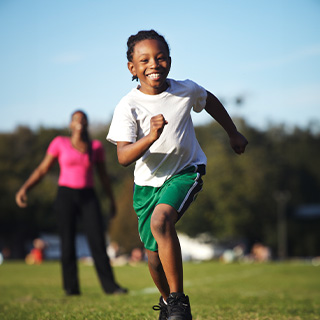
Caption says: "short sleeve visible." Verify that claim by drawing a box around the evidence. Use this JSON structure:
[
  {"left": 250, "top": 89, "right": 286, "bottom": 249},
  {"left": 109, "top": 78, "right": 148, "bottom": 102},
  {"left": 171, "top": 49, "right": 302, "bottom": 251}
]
[
  {"left": 46, "top": 136, "right": 61, "bottom": 158},
  {"left": 107, "top": 99, "right": 137, "bottom": 145},
  {"left": 92, "top": 140, "right": 105, "bottom": 162},
  {"left": 191, "top": 81, "right": 208, "bottom": 113}
]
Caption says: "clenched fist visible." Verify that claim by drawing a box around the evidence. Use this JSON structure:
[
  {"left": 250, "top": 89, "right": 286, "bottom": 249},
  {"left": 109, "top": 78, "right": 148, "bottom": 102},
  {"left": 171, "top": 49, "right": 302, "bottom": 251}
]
[{"left": 149, "top": 114, "right": 168, "bottom": 142}]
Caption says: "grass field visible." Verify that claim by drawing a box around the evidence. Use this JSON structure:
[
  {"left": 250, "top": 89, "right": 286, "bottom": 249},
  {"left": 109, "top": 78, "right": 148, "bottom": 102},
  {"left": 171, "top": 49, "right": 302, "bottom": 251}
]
[{"left": 0, "top": 260, "right": 319, "bottom": 320}]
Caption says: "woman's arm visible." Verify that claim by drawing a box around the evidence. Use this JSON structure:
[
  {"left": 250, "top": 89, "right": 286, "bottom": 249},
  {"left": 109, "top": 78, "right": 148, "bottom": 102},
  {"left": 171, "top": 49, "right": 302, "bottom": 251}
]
[
  {"left": 15, "top": 153, "right": 57, "bottom": 208},
  {"left": 205, "top": 91, "right": 248, "bottom": 154}
]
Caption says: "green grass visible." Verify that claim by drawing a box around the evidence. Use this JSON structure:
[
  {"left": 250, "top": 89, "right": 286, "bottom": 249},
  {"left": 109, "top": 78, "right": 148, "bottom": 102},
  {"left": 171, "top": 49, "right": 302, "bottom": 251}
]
[{"left": 0, "top": 260, "right": 319, "bottom": 319}]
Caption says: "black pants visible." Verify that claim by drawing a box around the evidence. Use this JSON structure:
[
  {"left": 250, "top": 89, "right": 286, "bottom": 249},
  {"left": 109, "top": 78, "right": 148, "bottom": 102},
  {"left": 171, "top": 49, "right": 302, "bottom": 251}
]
[{"left": 54, "top": 186, "right": 119, "bottom": 294}]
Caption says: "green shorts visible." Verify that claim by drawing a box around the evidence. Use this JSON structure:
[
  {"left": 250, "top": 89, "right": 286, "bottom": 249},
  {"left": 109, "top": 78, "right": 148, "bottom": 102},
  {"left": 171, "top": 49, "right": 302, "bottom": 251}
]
[{"left": 133, "top": 165, "right": 205, "bottom": 251}]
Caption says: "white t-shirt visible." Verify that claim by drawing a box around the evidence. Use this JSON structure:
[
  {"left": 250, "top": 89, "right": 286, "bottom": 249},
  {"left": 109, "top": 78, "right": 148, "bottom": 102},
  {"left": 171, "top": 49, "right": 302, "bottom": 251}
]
[{"left": 107, "top": 79, "right": 208, "bottom": 187}]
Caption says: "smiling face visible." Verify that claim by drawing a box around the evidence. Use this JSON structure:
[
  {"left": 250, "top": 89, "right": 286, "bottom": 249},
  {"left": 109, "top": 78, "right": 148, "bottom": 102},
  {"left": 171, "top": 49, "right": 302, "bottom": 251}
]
[{"left": 127, "top": 39, "right": 171, "bottom": 95}]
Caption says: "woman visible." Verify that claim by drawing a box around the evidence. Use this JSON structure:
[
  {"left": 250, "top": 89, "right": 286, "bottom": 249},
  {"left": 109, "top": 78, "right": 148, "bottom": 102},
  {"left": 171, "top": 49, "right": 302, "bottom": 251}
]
[{"left": 16, "top": 110, "right": 127, "bottom": 295}]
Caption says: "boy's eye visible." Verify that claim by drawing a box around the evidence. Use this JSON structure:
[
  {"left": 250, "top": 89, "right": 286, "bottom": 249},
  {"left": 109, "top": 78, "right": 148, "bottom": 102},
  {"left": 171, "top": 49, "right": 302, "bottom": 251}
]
[{"left": 140, "top": 59, "right": 148, "bottom": 63}]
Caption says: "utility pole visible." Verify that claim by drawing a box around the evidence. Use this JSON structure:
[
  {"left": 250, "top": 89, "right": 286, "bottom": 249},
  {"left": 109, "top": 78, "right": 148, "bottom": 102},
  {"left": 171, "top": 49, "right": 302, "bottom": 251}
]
[{"left": 274, "top": 191, "right": 291, "bottom": 260}]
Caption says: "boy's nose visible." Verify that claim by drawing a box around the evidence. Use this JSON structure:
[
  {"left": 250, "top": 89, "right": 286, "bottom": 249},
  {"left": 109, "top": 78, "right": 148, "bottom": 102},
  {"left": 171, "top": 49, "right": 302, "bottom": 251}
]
[{"left": 150, "top": 59, "right": 160, "bottom": 68}]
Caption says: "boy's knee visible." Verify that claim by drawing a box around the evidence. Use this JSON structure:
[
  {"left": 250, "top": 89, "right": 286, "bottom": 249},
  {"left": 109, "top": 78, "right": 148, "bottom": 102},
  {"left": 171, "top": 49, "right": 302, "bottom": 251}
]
[
  {"left": 151, "top": 211, "right": 169, "bottom": 233},
  {"left": 150, "top": 204, "right": 177, "bottom": 236}
]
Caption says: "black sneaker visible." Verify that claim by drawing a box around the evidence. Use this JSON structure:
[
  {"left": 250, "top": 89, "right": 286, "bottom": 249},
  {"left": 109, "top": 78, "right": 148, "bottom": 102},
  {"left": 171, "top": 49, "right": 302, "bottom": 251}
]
[
  {"left": 110, "top": 286, "right": 128, "bottom": 295},
  {"left": 152, "top": 296, "right": 168, "bottom": 320},
  {"left": 167, "top": 292, "right": 192, "bottom": 320},
  {"left": 65, "top": 290, "right": 81, "bottom": 296},
  {"left": 106, "top": 285, "right": 128, "bottom": 295}
]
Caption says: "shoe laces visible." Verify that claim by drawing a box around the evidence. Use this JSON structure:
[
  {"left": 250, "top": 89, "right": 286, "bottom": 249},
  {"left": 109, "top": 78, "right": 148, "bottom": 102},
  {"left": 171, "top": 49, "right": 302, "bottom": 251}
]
[
  {"left": 167, "top": 294, "right": 190, "bottom": 314},
  {"left": 153, "top": 301, "right": 168, "bottom": 320}
]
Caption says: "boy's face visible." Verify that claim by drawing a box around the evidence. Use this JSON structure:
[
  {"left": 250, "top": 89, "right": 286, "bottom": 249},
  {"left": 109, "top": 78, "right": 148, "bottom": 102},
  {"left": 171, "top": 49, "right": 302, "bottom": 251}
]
[{"left": 128, "top": 39, "right": 171, "bottom": 95}]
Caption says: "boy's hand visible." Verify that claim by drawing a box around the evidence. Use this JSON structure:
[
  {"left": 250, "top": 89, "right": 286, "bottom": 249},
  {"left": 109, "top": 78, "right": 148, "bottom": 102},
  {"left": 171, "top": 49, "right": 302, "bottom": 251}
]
[
  {"left": 149, "top": 114, "right": 168, "bottom": 141},
  {"left": 229, "top": 132, "right": 248, "bottom": 154},
  {"left": 117, "top": 115, "right": 168, "bottom": 167}
]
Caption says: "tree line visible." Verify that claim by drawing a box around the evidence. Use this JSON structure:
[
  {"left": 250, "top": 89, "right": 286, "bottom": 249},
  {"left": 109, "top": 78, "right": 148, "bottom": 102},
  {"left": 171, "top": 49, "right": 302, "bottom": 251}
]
[{"left": 1, "top": 119, "right": 319, "bottom": 259}]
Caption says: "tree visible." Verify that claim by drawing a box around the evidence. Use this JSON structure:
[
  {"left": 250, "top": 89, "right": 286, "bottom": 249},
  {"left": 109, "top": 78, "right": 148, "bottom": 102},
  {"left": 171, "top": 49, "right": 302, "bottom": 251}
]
[{"left": 1, "top": 120, "right": 320, "bottom": 258}]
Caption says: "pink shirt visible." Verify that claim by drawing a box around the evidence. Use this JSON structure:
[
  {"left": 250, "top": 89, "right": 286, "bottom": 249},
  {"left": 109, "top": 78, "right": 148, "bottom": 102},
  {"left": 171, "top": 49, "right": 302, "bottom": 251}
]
[{"left": 47, "top": 136, "right": 104, "bottom": 189}]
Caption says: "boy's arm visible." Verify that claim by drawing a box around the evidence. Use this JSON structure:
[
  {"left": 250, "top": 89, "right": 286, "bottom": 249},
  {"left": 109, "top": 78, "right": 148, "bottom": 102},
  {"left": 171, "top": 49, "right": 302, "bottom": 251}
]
[
  {"left": 117, "top": 114, "right": 167, "bottom": 167},
  {"left": 205, "top": 91, "right": 248, "bottom": 154}
]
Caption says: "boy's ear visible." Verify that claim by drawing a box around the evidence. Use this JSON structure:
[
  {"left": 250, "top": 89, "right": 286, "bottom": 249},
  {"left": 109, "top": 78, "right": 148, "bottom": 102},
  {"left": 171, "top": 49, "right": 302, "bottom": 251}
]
[{"left": 127, "top": 62, "right": 136, "bottom": 77}]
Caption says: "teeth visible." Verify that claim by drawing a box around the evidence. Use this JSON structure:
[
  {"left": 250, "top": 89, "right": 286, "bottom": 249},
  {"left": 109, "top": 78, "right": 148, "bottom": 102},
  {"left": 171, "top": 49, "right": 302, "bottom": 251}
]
[{"left": 148, "top": 73, "right": 160, "bottom": 80}]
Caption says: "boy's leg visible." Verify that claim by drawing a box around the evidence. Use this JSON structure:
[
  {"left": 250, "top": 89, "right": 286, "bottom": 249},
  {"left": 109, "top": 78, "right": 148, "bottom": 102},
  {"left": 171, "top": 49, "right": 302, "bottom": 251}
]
[
  {"left": 151, "top": 204, "right": 193, "bottom": 319},
  {"left": 146, "top": 249, "right": 170, "bottom": 300},
  {"left": 150, "top": 203, "right": 183, "bottom": 294}
]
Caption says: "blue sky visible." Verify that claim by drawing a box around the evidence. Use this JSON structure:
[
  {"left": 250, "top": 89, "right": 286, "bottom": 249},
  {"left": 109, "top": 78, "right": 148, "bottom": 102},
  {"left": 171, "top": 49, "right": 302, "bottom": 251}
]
[{"left": 1, "top": 0, "right": 319, "bottom": 132}]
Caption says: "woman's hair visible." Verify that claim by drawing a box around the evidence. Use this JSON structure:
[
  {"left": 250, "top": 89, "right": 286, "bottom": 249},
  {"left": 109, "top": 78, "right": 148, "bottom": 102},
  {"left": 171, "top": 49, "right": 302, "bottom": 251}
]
[
  {"left": 71, "top": 110, "right": 93, "bottom": 162},
  {"left": 126, "top": 30, "right": 170, "bottom": 81},
  {"left": 71, "top": 109, "right": 88, "bottom": 123}
]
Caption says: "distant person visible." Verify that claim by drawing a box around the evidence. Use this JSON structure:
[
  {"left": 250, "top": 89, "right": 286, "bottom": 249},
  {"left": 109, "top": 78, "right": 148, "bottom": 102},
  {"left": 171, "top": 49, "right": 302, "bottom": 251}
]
[
  {"left": 251, "top": 243, "right": 271, "bottom": 262},
  {"left": 25, "top": 238, "right": 46, "bottom": 265},
  {"left": 107, "top": 30, "right": 248, "bottom": 320},
  {"left": 16, "top": 110, "right": 127, "bottom": 295}
]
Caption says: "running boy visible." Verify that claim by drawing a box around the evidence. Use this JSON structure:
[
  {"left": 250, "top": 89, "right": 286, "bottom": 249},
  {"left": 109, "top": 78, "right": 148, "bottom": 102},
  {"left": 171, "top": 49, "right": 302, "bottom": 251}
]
[{"left": 107, "top": 30, "right": 248, "bottom": 320}]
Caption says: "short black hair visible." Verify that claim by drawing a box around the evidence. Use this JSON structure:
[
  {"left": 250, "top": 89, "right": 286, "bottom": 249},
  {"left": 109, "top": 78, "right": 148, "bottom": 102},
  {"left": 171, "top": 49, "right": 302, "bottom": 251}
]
[{"left": 126, "top": 29, "right": 170, "bottom": 62}]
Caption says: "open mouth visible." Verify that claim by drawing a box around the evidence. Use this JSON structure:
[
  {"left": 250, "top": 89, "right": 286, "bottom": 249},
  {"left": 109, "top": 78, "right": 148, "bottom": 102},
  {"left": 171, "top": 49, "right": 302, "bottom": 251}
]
[{"left": 147, "top": 73, "right": 161, "bottom": 80}]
